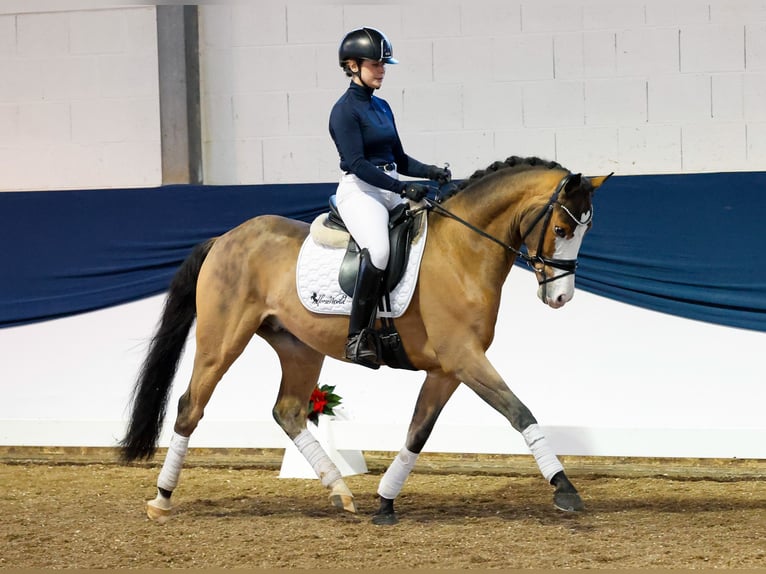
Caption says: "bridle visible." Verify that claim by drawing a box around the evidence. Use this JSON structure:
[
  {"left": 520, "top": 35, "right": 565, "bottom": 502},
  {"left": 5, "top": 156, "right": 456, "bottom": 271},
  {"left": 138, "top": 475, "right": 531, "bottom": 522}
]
[{"left": 422, "top": 173, "right": 592, "bottom": 286}]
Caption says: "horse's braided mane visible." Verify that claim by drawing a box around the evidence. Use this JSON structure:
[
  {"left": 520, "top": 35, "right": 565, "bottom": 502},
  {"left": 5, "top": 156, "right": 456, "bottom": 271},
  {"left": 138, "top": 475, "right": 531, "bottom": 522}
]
[{"left": 442, "top": 156, "right": 567, "bottom": 200}]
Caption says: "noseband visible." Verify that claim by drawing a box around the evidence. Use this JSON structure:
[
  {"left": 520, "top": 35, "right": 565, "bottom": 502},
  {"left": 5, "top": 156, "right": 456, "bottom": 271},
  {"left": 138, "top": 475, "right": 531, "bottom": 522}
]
[
  {"left": 519, "top": 173, "right": 590, "bottom": 285},
  {"left": 425, "top": 173, "right": 591, "bottom": 286}
]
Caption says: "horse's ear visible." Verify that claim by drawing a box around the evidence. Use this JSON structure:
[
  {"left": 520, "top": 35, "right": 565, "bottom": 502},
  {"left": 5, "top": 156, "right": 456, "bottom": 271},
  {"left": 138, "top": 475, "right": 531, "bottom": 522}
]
[
  {"left": 587, "top": 172, "right": 614, "bottom": 191},
  {"left": 564, "top": 173, "right": 582, "bottom": 193}
]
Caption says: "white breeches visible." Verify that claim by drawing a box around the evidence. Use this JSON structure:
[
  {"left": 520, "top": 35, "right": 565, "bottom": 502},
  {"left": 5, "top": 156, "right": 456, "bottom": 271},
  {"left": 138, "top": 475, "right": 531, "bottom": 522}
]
[{"left": 335, "top": 171, "right": 405, "bottom": 270}]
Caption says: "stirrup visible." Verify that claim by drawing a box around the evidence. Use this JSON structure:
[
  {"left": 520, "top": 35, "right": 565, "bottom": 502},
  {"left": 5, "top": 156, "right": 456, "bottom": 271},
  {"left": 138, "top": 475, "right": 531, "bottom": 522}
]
[{"left": 345, "top": 330, "right": 380, "bottom": 370}]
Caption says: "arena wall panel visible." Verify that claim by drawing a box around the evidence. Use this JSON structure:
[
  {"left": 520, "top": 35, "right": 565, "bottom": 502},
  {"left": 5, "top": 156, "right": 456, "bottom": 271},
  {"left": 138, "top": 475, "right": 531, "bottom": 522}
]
[{"left": 1, "top": 1, "right": 764, "bottom": 459}]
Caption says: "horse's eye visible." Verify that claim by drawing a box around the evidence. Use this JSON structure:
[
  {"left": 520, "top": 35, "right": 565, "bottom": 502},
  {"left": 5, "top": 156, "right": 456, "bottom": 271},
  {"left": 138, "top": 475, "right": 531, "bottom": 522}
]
[{"left": 554, "top": 226, "right": 567, "bottom": 238}]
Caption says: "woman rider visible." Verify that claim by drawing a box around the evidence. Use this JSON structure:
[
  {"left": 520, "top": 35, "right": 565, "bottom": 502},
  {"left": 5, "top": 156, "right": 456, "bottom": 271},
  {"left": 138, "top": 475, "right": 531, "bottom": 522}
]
[{"left": 330, "top": 27, "right": 450, "bottom": 369}]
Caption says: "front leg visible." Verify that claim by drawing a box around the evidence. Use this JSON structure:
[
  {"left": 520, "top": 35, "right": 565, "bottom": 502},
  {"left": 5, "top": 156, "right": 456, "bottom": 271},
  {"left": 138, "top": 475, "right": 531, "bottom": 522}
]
[
  {"left": 372, "top": 370, "right": 460, "bottom": 525},
  {"left": 455, "top": 349, "right": 584, "bottom": 512},
  {"left": 551, "top": 470, "right": 583, "bottom": 511}
]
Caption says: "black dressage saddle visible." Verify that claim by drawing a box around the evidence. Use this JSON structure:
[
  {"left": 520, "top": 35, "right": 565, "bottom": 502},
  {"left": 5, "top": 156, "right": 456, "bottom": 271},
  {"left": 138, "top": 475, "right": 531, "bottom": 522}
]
[
  {"left": 323, "top": 195, "right": 424, "bottom": 371},
  {"left": 326, "top": 195, "right": 422, "bottom": 297}
]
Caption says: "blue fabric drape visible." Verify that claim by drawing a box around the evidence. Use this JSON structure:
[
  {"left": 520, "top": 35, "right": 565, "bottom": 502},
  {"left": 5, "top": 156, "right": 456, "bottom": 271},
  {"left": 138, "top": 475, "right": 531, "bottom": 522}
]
[
  {"left": 574, "top": 172, "right": 765, "bottom": 332},
  {"left": 0, "top": 183, "right": 333, "bottom": 327},
  {"left": 1, "top": 173, "right": 764, "bottom": 331}
]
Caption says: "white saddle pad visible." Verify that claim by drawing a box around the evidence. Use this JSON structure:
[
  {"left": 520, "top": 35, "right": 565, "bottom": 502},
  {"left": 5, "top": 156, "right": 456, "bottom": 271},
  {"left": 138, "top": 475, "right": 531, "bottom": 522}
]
[{"left": 296, "top": 217, "right": 428, "bottom": 317}]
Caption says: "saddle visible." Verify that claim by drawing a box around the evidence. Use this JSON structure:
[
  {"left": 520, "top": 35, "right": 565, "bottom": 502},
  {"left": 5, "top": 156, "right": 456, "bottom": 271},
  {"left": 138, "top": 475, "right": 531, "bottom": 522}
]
[
  {"left": 325, "top": 195, "right": 423, "bottom": 297},
  {"left": 312, "top": 195, "right": 424, "bottom": 371}
]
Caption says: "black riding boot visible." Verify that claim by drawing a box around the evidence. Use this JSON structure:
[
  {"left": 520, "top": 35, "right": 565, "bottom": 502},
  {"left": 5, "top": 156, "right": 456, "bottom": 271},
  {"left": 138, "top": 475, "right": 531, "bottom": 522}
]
[{"left": 345, "top": 249, "right": 385, "bottom": 370}]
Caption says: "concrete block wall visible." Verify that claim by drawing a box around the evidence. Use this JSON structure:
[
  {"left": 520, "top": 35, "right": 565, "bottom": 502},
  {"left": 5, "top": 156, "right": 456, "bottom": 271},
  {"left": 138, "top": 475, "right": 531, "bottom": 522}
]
[
  {"left": 200, "top": 0, "right": 766, "bottom": 185},
  {"left": 0, "top": 6, "right": 160, "bottom": 191},
  {"left": 1, "top": 1, "right": 765, "bottom": 190}
]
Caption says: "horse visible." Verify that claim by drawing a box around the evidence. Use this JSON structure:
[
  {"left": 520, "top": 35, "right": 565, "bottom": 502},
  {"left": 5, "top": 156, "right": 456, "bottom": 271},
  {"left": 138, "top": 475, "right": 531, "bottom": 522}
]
[{"left": 120, "top": 156, "right": 611, "bottom": 525}]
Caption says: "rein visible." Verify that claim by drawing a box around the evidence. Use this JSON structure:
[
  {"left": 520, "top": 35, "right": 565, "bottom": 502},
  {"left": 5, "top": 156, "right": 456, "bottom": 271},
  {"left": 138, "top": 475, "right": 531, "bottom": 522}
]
[{"left": 421, "top": 173, "right": 580, "bottom": 284}]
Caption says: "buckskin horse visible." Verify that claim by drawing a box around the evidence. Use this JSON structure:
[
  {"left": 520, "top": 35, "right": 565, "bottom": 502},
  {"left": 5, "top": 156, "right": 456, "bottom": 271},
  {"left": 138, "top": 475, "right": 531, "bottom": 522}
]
[{"left": 120, "top": 156, "right": 611, "bottom": 525}]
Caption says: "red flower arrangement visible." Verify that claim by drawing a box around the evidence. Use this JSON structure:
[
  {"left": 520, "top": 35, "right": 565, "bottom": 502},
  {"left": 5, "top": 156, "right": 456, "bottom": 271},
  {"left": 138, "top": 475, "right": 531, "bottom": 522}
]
[{"left": 307, "top": 384, "right": 342, "bottom": 426}]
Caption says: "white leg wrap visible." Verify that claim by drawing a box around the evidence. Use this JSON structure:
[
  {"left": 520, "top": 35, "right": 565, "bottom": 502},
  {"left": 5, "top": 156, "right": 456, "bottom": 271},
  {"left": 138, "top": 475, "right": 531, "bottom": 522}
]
[
  {"left": 522, "top": 424, "right": 564, "bottom": 482},
  {"left": 293, "top": 429, "right": 342, "bottom": 488},
  {"left": 157, "top": 432, "right": 189, "bottom": 492},
  {"left": 377, "top": 447, "right": 419, "bottom": 500}
]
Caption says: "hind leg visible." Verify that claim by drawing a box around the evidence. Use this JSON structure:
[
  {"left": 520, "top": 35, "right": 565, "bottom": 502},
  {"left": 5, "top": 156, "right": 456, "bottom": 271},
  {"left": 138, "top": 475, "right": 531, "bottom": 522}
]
[
  {"left": 147, "top": 305, "right": 259, "bottom": 523},
  {"left": 264, "top": 327, "right": 358, "bottom": 513},
  {"left": 373, "top": 370, "right": 460, "bottom": 525}
]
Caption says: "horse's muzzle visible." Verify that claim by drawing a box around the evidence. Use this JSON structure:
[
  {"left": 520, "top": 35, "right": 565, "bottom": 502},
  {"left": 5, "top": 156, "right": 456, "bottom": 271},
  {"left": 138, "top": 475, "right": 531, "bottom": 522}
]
[{"left": 537, "top": 276, "right": 574, "bottom": 309}]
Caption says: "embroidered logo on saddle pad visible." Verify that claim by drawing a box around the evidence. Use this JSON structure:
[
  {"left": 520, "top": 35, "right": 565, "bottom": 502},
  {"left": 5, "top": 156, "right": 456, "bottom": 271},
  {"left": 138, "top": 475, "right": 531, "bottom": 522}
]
[{"left": 296, "top": 214, "right": 428, "bottom": 317}]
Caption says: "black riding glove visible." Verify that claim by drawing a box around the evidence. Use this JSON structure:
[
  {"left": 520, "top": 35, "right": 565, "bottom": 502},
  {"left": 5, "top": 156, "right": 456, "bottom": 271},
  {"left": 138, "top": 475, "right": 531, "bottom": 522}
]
[
  {"left": 426, "top": 165, "right": 451, "bottom": 184},
  {"left": 400, "top": 183, "right": 430, "bottom": 201}
]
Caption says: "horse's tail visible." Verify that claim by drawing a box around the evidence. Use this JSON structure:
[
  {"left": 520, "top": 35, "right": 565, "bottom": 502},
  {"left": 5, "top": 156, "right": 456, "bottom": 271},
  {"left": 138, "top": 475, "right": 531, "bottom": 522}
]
[{"left": 119, "top": 238, "right": 216, "bottom": 462}]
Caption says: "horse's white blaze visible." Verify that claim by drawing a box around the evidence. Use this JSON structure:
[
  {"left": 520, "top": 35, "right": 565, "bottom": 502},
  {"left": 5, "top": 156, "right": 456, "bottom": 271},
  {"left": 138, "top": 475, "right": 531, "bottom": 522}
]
[{"left": 538, "top": 223, "right": 588, "bottom": 308}]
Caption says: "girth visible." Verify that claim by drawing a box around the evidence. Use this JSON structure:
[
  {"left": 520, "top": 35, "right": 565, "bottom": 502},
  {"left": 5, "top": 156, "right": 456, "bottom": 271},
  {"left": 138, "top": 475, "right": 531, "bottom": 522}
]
[{"left": 326, "top": 195, "right": 421, "bottom": 297}]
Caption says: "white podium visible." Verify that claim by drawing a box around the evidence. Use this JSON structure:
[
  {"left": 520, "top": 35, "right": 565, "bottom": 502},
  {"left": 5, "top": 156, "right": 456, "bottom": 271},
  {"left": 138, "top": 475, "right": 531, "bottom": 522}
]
[{"left": 279, "top": 412, "right": 368, "bottom": 479}]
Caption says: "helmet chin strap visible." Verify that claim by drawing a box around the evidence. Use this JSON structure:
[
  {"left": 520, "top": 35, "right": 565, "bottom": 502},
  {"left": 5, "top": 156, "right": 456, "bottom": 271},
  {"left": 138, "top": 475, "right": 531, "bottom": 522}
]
[{"left": 352, "top": 59, "right": 375, "bottom": 90}]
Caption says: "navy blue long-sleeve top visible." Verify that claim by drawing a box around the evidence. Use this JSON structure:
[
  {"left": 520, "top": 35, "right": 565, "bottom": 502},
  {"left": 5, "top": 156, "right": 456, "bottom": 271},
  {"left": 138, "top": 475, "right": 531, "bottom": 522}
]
[{"left": 329, "top": 82, "right": 431, "bottom": 194}]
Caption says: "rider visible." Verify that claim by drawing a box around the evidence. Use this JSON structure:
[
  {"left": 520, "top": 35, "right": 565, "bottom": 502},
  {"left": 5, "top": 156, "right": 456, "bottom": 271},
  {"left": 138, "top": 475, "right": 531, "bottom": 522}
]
[{"left": 330, "top": 27, "right": 450, "bottom": 369}]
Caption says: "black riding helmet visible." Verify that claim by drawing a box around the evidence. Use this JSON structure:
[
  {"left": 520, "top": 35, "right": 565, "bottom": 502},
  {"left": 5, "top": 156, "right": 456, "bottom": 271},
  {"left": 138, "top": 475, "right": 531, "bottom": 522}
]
[{"left": 338, "top": 27, "right": 399, "bottom": 71}]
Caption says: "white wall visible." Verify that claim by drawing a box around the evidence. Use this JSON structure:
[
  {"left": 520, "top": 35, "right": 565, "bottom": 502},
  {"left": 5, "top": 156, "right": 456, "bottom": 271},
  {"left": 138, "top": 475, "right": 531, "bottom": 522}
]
[
  {"left": 199, "top": 0, "right": 766, "bottom": 185},
  {"left": 3, "top": 1, "right": 764, "bottom": 191},
  {"left": 1, "top": 271, "right": 764, "bottom": 458},
  {"left": 0, "top": 5, "right": 160, "bottom": 191}
]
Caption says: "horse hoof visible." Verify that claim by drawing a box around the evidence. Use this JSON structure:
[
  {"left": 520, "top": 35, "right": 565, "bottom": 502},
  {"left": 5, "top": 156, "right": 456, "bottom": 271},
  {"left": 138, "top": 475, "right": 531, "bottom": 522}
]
[
  {"left": 330, "top": 493, "right": 358, "bottom": 514},
  {"left": 372, "top": 512, "right": 399, "bottom": 526},
  {"left": 553, "top": 490, "right": 584, "bottom": 512},
  {"left": 146, "top": 500, "right": 172, "bottom": 524}
]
